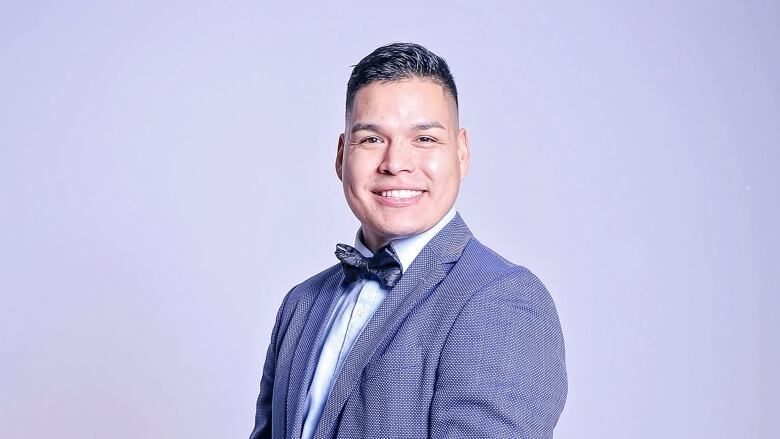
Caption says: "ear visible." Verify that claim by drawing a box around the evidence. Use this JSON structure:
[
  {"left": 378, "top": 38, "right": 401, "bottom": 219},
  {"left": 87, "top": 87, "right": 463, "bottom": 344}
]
[
  {"left": 456, "top": 128, "right": 470, "bottom": 180},
  {"left": 336, "top": 133, "right": 345, "bottom": 181}
]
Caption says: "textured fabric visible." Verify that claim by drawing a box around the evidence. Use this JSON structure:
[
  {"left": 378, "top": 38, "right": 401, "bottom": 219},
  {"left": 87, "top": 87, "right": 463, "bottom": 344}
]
[
  {"left": 249, "top": 213, "right": 568, "bottom": 439},
  {"left": 335, "top": 243, "right": 402, "bottom": 288},
  {"left": 300, "top": 209, "right": 457, "bottom": 439},
  {"left": 374, "top": 207, "right": 456, "bottom": 273},
  {"left": 299, "top": 278, "right": 372, "bottom": 439}
]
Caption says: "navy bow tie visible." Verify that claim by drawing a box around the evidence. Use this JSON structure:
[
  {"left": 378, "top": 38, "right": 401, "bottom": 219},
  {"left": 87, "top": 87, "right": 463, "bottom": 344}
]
[{"left": 335, "top": 243, "right": 403, "bottom": 288}]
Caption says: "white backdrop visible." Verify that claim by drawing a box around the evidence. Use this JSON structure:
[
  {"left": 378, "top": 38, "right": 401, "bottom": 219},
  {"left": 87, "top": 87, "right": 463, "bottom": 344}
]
[{"left": 1, "top": 1, "right": 778, "bottom": 438}]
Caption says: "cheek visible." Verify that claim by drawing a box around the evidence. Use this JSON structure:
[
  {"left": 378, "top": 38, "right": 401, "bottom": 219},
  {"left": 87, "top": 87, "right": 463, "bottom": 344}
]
[
  {"left": 421, "top": 152, "right": 459, "bottom": 181},
  {"left": 420, "top": 152, "right": 444, "bottom": 174},
  {"left": 344, "top": 152, "right": 380, "bottom": 186},
  {"left": 426, "top": 159, "right": 442, "bottom": 174},
  {"left": 342, "top": 156, "right": 362, "bottom": 180},
  {"left": 343, "top": 163, "right": 374, "bottom": 197}
]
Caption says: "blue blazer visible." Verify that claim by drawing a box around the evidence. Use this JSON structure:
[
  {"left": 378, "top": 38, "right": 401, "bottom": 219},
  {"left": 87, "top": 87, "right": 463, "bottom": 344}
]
[{"left": 250, "top": 214, "right": 567, "bottom": 438}]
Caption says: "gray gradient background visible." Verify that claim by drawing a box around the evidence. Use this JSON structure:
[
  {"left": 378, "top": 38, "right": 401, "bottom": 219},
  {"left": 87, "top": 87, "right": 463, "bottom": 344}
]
[{"left": 1, "top": 1, "right": 778, "bottom": 438}]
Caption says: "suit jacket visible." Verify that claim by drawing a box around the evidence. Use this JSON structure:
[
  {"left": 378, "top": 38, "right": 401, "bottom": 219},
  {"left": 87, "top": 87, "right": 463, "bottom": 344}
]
[{"left": 250, "top": 214, "right": 567, "bottom": 438}]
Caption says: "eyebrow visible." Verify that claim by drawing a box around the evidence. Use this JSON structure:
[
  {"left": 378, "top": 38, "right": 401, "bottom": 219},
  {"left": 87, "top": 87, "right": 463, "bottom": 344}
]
[
  {"left": 413, "top": 121, "right": 446, "bottom": 131},
  {"left": 350, "top": 123, "right": 381, "bottom": 134},
  {"left": 350, "top": 121, "right": 446, "bottom": 134}
]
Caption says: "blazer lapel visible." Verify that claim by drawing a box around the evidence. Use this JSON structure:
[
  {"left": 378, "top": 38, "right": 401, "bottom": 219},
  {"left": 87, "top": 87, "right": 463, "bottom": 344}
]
[
  {"left": 313, "top": 214, "right": 473, "bottom": 439},
  {"left": 275, "top": 268, "right": 345, "bottom": 439}
]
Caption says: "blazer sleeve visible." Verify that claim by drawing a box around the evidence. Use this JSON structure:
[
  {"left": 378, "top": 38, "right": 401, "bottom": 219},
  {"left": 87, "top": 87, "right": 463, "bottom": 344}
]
[
  {"left": 249, "top": 292, "right": 290, "bottom": 439},
  {"left": 429, "top": 267, "right": 567, "bottom": 439}
]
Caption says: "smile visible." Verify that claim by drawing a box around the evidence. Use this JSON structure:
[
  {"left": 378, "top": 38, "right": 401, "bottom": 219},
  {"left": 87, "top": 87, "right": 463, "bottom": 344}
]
[{"left": 377, "top": 189, "right": 424, "bottom": 199}]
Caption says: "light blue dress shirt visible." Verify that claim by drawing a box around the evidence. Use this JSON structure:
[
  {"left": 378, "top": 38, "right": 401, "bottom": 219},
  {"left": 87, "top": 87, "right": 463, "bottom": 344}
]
[{"left": 299, "top": 208, "right": 456, "bottom": 439}]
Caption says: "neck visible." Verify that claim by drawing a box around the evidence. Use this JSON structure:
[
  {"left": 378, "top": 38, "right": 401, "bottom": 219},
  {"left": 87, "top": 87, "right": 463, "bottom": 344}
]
[{"left": 360, "top": 230, "right": 395, "bottom": 254}]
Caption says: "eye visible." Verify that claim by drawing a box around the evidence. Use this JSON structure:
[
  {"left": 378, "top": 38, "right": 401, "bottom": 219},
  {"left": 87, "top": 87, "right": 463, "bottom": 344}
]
[
  {"left": 417, "top": 136, "right": 437, "bottom": 143},
  {"left": 360, "top": 136, "right": 382, "bottom": 144}
]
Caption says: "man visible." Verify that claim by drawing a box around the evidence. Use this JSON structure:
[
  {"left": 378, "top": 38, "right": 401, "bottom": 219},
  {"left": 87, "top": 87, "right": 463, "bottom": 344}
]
[{"left": 250, "top": 42, "right": 567, "bottom": 439}]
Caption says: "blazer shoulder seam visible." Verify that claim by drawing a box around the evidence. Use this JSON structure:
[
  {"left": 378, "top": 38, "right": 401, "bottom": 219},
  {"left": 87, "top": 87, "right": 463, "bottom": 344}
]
[{"left": 435, "top": 262, "right": 540, "bottom": 370}]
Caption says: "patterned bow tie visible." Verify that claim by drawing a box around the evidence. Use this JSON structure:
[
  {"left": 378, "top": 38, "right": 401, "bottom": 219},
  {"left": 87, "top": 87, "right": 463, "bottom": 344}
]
[{"left": 335, "top": 243, "right": 403, "bottom": 288}]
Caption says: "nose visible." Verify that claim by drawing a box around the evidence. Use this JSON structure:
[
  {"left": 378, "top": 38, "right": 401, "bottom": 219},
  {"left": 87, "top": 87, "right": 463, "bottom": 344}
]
[{"left": 378, "top": 140, "right": 415, "bottom": 175}]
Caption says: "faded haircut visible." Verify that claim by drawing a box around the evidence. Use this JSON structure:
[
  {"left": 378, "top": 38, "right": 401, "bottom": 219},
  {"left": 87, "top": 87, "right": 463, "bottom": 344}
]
[{"left": 345, "top": 42, "right": 458, "bottom": 117}]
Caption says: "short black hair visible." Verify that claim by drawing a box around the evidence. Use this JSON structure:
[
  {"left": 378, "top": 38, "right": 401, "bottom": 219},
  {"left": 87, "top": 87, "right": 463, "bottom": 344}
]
[{"left": 345, "top": 42, "right": 458, "bottom": 116}]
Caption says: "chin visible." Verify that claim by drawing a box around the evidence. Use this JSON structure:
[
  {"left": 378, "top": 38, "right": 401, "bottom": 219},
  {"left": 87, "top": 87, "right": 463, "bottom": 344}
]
[{"left": 378, "top": 221, "right": 430, "bottom": 240}]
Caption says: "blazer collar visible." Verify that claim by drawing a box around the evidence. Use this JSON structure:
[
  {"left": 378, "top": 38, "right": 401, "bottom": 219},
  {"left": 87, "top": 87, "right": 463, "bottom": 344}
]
[
  {"left": 423, "top": 212, "right": 473, "bottom": 265},
  {"left": 353, "top": 208, "right": 458, "bottom": 274},
  {"left": 311, "top": 212, "right": 473, "bottom": 438}
]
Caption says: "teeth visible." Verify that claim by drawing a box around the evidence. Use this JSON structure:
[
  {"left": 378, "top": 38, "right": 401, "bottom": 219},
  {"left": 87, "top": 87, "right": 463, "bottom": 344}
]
[{"left": 380, "top": 189, "right": 423, "bottom": 199}]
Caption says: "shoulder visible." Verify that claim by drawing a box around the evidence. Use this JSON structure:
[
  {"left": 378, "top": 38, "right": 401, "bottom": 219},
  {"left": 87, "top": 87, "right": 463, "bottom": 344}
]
[
  {"left": 442, "top": 238, "right": 563, "bottom": 352},
  {"left": 432, "top": 241, "right": 568, "bottom": 435},
  {"left": 441, "top": 236, "right": 565, "bottom": 356},
  {"left": 278, "top": 263, "right": 342, "bottom": 314},
  {"left": 456, "top": 238, "right": 553, "bottom": 306}
]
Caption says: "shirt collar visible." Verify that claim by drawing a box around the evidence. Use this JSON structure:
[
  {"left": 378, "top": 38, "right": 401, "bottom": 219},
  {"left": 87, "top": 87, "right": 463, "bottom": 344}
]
[{"left": 353, "top": 207, "right": 457, "bottom": 273}]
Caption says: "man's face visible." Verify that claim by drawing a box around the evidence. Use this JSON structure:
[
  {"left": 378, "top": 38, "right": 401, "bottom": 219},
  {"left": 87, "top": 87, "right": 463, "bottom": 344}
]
[{"left": 336, "top": 79, "right": 470, "bottom": 252}]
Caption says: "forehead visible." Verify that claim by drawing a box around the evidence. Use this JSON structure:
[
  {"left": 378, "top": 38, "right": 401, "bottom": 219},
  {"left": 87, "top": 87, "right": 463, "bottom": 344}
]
[{"left": 348, "top": 79, "right": 458, "bottom": 123}]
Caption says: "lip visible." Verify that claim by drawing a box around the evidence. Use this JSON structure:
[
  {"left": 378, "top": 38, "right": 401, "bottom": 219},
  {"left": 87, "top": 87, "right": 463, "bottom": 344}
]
[
  {"left": 372, "top": 186, "right": 426, "bottom": 192},
  {"left": 372, "top": 189, "right": 426, "bottom": 207}
]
